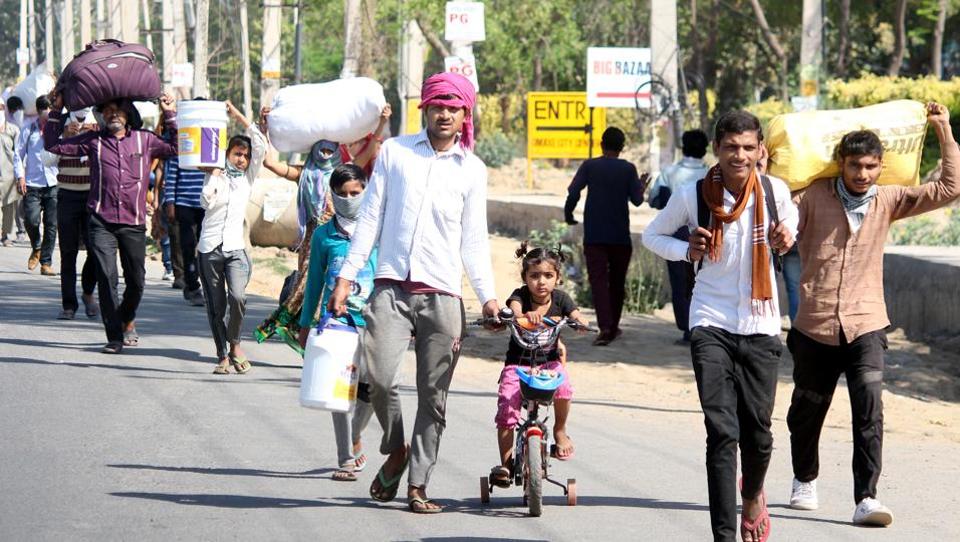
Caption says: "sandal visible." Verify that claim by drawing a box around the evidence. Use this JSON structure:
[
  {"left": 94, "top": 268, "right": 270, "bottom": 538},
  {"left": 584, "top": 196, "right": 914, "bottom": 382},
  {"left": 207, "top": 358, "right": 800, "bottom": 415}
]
[
  {"left": 369, "top": 451, "right": 409, "bottom": 502},
  {"left": 489, "top": 465, "right": 512, "bottom": 488},
  {"left": 408, "top": 497, "right": 443, "bottom": 514},
  {"left": 123, "top": 327, "right": 139, "bottom": 347},
  {"left": 332, "top": 465, "right": 358, "bottom": 482},
  {"left": 354, "top": 452, "right": 367, "bottom": 473},
  {"left": 229, "top": 353, "right": 252, "bottom": 374},
  {"left": 213, "top": 358, "right": 231, "bottom": 375},
  {"left": 740, "top": 490, "right": 771, "bottom": 542}
]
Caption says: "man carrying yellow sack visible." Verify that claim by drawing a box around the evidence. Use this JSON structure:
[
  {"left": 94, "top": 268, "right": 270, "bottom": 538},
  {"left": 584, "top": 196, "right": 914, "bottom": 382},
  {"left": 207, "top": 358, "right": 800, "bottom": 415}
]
[{"left": 786, "top": 102, "right": 958, "bottom": 526}]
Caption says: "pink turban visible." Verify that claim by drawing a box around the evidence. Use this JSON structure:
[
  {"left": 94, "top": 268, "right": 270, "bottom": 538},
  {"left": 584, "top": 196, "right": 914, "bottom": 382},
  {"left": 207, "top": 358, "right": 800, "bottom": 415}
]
[{"left": 419, "top": 72, "right": 476, "bottom": 150}]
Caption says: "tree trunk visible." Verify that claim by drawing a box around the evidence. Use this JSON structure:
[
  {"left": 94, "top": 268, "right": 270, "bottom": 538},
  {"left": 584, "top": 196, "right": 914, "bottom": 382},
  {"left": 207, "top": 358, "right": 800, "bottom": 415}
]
[
  {"left": 836, "top": 0, "right": 850, "bottom": 76},
  {"left": 931, "top": 0, "right": 947, "bottom": 79},
  {"left": 415, "top": 16, "right": 451, "bottom": 58},
  {"left": 341, "top": 0, "right": 362, "bottom": 78},
  {"left": 887, "top": 0, "right": 907, "bottom": 77},
  {"left": 533, "top": 54, "right": 543, "bottom": 91},
  {"left": 747, "top": 0, "right": 789, "bottom": 102},
  {"left": 690, "top": 0, "right": 709, "bottom": 130}
]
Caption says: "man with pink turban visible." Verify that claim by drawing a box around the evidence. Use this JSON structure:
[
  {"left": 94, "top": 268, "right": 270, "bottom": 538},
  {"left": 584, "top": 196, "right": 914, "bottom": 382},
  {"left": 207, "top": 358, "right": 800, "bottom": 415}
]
[{"left": 329, "top": 72, "right": 499, "bottom": 513}]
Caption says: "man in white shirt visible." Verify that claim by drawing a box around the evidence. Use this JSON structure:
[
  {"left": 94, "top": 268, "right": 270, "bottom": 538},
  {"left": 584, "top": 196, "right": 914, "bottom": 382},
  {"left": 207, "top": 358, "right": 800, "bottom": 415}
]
[
  {"left": 643, "top": 111, "right": 797, "bottom": 542},
  {"left": 329, "top": 72, "right": 499, "bottom": 514},
  {"left": 14, "top": 96, "right": 58, "bottom": 275}
]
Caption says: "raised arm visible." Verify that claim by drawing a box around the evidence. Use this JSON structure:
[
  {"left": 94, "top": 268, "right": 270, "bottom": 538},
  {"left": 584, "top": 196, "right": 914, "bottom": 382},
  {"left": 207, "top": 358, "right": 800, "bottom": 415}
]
[
  {"left": 42, "top": 110, "right": 94, "bottom": 157},
  {"left": 890, "top": 102, "right": 960, "bottom": 221},
  {"left": 147, "top": 94, "right": 178, "bottom": 159}
]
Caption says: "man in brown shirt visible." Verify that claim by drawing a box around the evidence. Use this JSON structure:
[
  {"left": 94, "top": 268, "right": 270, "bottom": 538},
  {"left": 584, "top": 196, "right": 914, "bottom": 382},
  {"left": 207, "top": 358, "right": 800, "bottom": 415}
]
[{"left": 786, "top": 102, "right": 958, "bottom": 527}]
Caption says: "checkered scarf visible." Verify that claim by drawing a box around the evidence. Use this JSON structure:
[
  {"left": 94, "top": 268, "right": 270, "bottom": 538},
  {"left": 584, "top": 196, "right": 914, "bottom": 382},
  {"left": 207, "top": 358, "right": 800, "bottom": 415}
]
[{"left": 702, "top": 164, "right": 774, "bottom": 315}]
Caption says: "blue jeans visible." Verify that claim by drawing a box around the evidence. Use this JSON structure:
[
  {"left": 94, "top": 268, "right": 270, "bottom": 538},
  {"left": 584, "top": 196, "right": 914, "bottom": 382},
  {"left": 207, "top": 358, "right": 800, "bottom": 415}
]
[{"left": 782, "top": 245, "right": 801, "bottom": 322}]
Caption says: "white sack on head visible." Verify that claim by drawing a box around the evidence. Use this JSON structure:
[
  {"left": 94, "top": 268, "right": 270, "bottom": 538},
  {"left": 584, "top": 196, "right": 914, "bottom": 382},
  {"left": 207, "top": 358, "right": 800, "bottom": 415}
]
[
  {"left": 12, "top": 63, "right": 56, "bottom": 116},
  {"left": 268, "top": 78, "right": 387, "bottom": 153}
]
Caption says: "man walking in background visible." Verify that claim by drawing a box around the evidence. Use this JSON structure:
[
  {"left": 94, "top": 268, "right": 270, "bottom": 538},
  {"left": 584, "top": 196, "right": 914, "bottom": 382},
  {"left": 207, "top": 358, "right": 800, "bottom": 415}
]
[
  {"left": 648, "top": 129, "right": 710, "bottom": 344},
  {"left": 564, "top": 127, "right": 647, "bottom": 346},
  {"left": 14, "top": 96, "right": 58, "bottom": 276}
]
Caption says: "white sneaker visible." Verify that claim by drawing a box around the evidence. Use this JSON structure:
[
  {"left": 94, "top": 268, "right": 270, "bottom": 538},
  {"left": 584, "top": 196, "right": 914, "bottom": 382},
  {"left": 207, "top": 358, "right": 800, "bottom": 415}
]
[
  {"left": 162, "top": 270, "right": 175, "bottom": 281},
  {"left": 790, "top": 478, "right": 819, "bottom": 510},
  {"left": 853, "top": 497, "right": 894, "bottom": 526}
]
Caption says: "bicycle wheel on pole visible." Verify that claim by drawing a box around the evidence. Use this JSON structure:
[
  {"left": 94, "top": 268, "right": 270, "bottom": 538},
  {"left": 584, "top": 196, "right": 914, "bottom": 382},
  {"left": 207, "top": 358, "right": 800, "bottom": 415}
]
[{"left": 526, "top": 434, "right": 543, "bottom": 517}]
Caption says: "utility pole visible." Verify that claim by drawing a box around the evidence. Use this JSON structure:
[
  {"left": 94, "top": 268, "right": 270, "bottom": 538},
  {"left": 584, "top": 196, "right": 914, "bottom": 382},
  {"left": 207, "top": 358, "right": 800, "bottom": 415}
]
[
  {"left": 140, "top": 0, "right": 153, "bottom": 51},
  {"left": 397, "top": 19, "right": 426, "bottom": 135},
  {"left": 108, "top": 0, "right": 120, "bottom": 37},
  {"left": 44, "top": 0, "right": 54, "bottom": 68},
  {"left": 172, "top": 0, "right": 190, "bottom": 98},
  {"left": 79, "top": 0, "right": 91, "bottom": 46},
  {"left": 61, "top": 0, "right": 75, "bottom": 68},
  {"left": 293, "top": 1, "right": 303, "bottom": 83},
  {"left": 122, "top": 0, "right": 139, "bottom": 43},
  {"left": 28, "top": 0, "right": 37, "bottom": 69},
  {"left": 260, "top": 2, "right": 282, "bottom": 108},
  {"left": 798, "top": 0, "right": 823, "bottom": 110},
  {"left": 341, "top": 0, "right": 362, "bottom": 78},
  {"left": 192, "top": 0, "right": 209, "bottom": 98},
  {"left": 239, "top": 0, "right": 253, "bottom": 118},
  {"left": 161, "top": 0, "right": 174, "bottom": 89},
  {"left": 18, "top": 0, "right": 28, "bottom": 79},
  {"left": 95, "top": 0, "right": 104, "bottom": 39},
  {"left": 650, "top": 0, "right": 679, "bottom": 171}
]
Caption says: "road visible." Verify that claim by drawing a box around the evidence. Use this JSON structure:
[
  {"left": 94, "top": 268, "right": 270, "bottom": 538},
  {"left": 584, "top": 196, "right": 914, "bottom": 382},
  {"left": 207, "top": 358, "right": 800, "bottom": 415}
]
[{"left": 1, "top": 244, "right": 957, "bottom": 541}]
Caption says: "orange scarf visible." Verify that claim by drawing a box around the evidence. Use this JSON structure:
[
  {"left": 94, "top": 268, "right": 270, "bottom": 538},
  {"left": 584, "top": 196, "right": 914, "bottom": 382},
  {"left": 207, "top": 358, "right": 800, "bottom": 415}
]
[{"left": 702, "top": 164, "right": 774, "bottom": 315}]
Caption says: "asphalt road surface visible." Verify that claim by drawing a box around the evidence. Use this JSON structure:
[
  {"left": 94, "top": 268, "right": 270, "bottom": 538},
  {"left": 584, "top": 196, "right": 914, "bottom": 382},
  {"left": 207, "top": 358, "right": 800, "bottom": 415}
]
[{"left": 1, "top": 244, "right": 957, "bottom": 541}]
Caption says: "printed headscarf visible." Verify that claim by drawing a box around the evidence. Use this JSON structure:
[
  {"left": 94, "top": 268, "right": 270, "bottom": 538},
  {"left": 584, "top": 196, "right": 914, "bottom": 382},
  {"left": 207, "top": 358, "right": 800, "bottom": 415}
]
[
  {"left": 418, "top": 72, "right": 476, "bottom": 151},
  {"left": 296, "top": 139, "right": 342, "bottom": 242}
]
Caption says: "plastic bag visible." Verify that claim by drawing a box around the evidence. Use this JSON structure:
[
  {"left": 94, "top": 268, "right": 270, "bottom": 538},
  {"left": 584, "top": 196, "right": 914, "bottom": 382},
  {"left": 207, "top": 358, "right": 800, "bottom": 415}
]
[
  {"left": 12, "top": 63, "right": 56, "bottom": 116},
  {"left": 268, "top": 78, "right": 386, "bottom": 153},
  {"left": 766, "top": 100, "right": 927, "bottom": 191}
]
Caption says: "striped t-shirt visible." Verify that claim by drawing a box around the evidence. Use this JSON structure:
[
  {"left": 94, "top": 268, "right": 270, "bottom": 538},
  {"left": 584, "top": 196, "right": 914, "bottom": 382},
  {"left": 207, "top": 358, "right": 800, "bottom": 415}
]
[
  {"left": 57, "top": 155, "right": 91, "bottom": 191},
  {"left": 162, "top": 154, "right": 205, "bottom": 208}
]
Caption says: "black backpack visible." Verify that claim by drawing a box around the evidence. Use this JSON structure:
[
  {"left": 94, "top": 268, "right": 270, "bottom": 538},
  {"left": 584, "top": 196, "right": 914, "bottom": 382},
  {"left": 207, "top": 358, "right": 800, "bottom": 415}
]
[{"left": 685, "top": 175, "right": 783, "bottom": 296}]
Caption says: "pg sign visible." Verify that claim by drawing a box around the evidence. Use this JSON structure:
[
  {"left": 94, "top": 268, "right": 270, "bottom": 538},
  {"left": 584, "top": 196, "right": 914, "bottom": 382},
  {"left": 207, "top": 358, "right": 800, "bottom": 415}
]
[
  {"left": 586, "top": 47, "right": 652, "bottom": 108},
  {"left": 444, "top": 1, "right": 485, "bottom": 42},
  {"left": 444, "top": 55, "right": 480, "bottom": 92},
  {"left": 527, "top": 92, "right": 606, "bottom": 159}
]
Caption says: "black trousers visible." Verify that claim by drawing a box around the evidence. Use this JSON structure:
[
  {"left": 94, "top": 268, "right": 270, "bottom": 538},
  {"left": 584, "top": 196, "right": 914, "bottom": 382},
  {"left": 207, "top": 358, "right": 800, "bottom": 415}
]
[
  {"left": 57, "top": 189, "right": 96, "bottom": 311},
  {"left": 176, "top": 205, "right": 205, "bottom": 292},
  {"left": 23, "top": 185, "right": 58, "bottom": 265},
  {"left": 786, "top": 328, "right": 886, "bottom": 504},
  {"left": 88, "top": 214, "right": 146, "bottom": 343},
  {"left": 583, "top": 243, "right": 632, "bottom": 335},
  {"left": 690, "top": 326, "right": 782, "bottom": 542}
]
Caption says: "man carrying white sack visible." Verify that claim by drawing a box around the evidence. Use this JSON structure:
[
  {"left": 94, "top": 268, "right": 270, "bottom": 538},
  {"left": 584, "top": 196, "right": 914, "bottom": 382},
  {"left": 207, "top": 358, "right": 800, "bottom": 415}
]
[
  {"left": 786, "top": 102, "right": 959, "bottom": 526},
  {"left": 328, "top": 72, "right": 500, "bottom": 514}
]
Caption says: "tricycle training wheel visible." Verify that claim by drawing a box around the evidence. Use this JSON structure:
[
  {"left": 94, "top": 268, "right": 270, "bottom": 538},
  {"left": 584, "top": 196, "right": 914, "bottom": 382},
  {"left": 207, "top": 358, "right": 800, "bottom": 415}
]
[
  {"left": 480, "top": 476, "right": 490, "bottom": 504},
  {"left": 566, "top": 479, "right": 577, "bottom": 506}
]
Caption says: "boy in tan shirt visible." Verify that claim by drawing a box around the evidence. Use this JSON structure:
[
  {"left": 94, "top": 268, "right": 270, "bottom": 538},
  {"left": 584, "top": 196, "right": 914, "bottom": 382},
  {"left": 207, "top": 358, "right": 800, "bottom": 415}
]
[{"left": 786, "top": 102, "right": 958, "bottom": 526}]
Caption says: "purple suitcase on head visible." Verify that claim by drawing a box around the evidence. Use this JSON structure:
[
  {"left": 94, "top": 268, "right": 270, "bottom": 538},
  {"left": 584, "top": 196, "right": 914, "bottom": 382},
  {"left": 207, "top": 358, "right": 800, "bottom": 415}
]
[{"left": 57, "top": 39, "right": 162, "bottom": 110}]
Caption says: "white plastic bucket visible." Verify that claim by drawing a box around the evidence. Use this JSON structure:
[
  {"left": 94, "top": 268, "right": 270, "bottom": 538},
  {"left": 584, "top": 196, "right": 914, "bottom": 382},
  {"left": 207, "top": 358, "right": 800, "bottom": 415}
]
[
  {"left": 176, "top": 100, "right": 228, "bottom": 169},
  {"left": 300, "top": 315, "right": 360, "bottom": 412}
]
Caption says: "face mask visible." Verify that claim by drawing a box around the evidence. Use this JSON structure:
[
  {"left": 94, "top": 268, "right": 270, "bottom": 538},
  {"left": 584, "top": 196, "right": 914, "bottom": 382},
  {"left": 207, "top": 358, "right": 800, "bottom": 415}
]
[
  {"left": 12, "top": 111, "right": 23, "bottom": 127},
  {"left": 331, "top": 191, "right": 363, "bottom": 219},
  {"left": 313, "top": 140, "right": 339, "bottom": 163},
  {"left": 224, "top": 161, "right": 245, "bottom": 178}
]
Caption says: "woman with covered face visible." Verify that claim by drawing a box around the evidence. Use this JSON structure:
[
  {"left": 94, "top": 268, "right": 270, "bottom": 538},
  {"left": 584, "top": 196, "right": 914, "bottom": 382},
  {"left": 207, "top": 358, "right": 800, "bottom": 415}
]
[{"left": 256, "top": 106, "right": 345, "bottom": 351}]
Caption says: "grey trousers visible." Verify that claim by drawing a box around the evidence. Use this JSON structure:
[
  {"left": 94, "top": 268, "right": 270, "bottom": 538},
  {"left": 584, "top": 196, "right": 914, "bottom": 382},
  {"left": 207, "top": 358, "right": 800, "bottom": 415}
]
[
  {"left": 1, "top": 201, "right": 17, "bottom": 237},
  {"left": 332, "top": 328, "right": 376, "bottom": 467},
  {"left": 198, "top": 246, "right": 251, "bottom": 359},
  {"left": 363, "top": 284, "right": 465, "bottom": 489}
]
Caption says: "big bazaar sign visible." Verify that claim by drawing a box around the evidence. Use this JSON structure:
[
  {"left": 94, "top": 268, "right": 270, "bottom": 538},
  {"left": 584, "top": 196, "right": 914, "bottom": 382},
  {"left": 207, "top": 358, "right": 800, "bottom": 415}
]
[
  {"left": 586, "top": 47, "right": 652, "bottom": 109},
  {"left": 526, "top": 92, "right": 605, "bottom": 159}
]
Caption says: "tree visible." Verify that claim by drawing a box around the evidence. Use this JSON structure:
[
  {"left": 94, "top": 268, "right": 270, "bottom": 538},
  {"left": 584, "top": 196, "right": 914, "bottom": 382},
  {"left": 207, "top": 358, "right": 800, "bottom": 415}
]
[
  {"left": 836, "top": 0, "right": 851, "bottom": 76},
  {"left": 747, "top": 0, "right": 789, "bottom": 101},
  {"left": 931, "top": 0, "right": 948, "bottom": 78},
  {"left": 888, "top": 0, "right": 908, "bottom": 76}
]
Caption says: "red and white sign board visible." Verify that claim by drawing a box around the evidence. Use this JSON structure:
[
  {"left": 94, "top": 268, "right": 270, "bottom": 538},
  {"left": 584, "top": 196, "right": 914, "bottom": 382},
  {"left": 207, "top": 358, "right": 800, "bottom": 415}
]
[
  {"left": 444, "top": 1, "right": 485, "bottom": 42},
  {"left": 586, "top": 47, "right": 652, "bottom": 108},
  {"left": 444, "top": 55, "right": 480, "bottom": 92}
]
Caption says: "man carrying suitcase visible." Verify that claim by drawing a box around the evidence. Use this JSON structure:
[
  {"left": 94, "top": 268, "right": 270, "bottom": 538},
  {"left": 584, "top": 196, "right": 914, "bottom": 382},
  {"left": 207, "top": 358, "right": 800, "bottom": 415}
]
[{"left": 44, "top": 91, "right": 178, "bottom": 353}]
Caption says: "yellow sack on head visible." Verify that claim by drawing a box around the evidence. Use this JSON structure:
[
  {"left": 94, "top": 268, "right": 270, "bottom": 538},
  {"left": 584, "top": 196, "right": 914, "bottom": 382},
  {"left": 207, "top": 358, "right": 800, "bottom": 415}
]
[{"left": 766, "top": 100, "right": 927, "bottom": 191}]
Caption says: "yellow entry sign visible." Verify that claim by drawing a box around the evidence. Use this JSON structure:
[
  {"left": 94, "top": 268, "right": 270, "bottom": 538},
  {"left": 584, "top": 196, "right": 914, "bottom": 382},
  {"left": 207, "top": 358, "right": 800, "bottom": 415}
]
[{"left": 527, "top": 92, "right": 605, "bottom": 159}]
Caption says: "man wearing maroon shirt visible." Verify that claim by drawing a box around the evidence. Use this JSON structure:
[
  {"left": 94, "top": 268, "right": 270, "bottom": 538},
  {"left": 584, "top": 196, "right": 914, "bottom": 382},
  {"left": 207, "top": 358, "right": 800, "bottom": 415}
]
[{"left": 44, "top": 92, "right": 178, "bottom": 353}]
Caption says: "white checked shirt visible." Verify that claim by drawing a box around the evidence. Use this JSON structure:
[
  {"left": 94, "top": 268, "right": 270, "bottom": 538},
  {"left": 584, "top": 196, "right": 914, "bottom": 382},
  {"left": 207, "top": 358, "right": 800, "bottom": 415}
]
[
  {"left": 642, "top": 174, "right": 799, "bottom": 336},
  {"left": 339, "top": 130, "right": 496, "bottom": 303}
]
